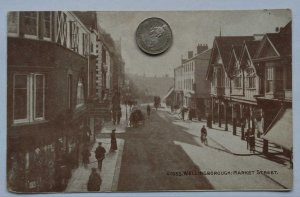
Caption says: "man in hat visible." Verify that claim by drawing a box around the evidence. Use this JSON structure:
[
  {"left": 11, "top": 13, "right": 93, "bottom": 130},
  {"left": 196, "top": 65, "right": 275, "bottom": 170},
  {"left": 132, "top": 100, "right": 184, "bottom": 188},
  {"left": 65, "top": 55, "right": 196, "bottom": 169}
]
[{"left": 95, "top": 142, "right": 106, "bottom": 171}]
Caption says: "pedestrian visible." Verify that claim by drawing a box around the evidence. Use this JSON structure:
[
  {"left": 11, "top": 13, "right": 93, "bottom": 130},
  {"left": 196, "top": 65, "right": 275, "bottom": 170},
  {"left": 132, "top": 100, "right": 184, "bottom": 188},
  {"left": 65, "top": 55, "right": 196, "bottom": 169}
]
[
  {"left": 201, "top": 125, "right": 208, "bottom": 145},
  {"left": 146, "top": 104, "right": 151, "bottom": 119},
  {"left": 110, "top": 129, "right": 118, "bottom": 152},
  {"left": 249, "top": 131, "right": 255, "bottom": 153},
  {"left": 181, "top": 106, "right": 185, "bottom": 121},
  {"left": 82, "top": 146, "right": 91, "bottom": 168},
  {"left": 95, "top": 142, "right": 106, "bottom": 171},
  {"left": 117, "top": 106, "right": 122, "bottom": 124},
  {"left": 87, "top": 168, "right": 102, "bottom": 191}
]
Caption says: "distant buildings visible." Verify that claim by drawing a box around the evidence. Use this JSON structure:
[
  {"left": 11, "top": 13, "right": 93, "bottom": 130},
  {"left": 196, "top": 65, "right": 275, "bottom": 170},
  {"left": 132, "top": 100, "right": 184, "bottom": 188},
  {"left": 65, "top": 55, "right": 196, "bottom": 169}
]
[
  {"left": 7, "top": 11, "right": 124, "bottom": 192},
  {"left": 174, "top": 44, "right": 211, "bottom": 119}
]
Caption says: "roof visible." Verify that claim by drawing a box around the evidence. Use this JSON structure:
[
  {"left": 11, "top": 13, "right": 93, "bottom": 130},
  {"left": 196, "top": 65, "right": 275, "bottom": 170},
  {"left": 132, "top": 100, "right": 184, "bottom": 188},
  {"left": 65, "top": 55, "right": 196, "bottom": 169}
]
[
  {"left": 266, "top": 32, "right": 291, "bottom": 57},
  {"left": 73, "top": 11, "right": 98, "bottom": 30},
  {"left": 215, "top": 36, "right": 254, "bottom": 70},
  {"left": 206, "top": 36, "right": 254, "bottom": 80},
  {"left": 244, "top": 40, "right": 261, "bottom": 59},
  {"left": 227, "top": 45, "right": 243, "bottom": 76},
  {"left": 162, "top": 87, "right": 175, "bottom": 101},
  {"left": 193, "top": 48, "right": 212, "bottom": 60}
]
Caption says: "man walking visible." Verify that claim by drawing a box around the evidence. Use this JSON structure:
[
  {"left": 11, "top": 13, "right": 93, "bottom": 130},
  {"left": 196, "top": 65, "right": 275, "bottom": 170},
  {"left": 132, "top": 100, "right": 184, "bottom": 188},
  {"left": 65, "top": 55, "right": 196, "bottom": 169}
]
[
  {"left": 146, "top": 104, "right": 151, "bottom": 119},
  {"left": 95, "top": 142, "right": 106, "bottom": 171},
  {"left": 201, "top": 125, "right": 208, "bottom": 145}
]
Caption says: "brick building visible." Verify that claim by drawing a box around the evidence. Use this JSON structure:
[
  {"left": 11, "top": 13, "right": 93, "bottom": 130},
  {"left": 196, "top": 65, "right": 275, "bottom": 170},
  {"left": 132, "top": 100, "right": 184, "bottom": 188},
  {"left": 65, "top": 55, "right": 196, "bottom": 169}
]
[{"left": 7, "top": 11, "right": 100, "bottom": 192}]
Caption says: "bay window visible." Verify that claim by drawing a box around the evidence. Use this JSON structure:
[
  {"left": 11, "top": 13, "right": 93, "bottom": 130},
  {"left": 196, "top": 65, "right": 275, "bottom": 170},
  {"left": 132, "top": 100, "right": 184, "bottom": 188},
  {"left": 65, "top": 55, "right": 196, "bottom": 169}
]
[{"left": 13, "top": 74, "right": 45, "bottom": 124}]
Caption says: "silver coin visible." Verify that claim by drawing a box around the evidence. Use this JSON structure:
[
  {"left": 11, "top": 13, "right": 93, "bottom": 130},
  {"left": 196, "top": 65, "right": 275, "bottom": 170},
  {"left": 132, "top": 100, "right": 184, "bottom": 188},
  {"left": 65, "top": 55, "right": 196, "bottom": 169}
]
[{"left": 136, "top": 17, "right": 172, "bottom": 55}]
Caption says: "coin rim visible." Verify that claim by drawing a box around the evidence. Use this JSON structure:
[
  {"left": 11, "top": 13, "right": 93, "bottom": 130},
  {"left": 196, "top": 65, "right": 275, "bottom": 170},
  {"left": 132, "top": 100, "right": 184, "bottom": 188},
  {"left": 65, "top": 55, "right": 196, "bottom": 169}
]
[{"left": 135, "top": 17, "right": 173, "bottom": 55}]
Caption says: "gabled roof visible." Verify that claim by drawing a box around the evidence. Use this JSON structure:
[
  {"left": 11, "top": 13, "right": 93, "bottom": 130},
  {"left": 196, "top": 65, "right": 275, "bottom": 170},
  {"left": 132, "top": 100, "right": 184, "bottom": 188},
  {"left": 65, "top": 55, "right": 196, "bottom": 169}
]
[
  {"left": 215, "top": 36, "right": 254, "bottom": 70},
  {"left": 206, "top": 36, "right": 254, "bottom": 80},
  {"left": 239, "top": 40, "right": 261, "bottom": 69},
  {"left": 227, "top": 45, "right": 243, "bottom": 78},
  {"left": 267, "top": 33, "right": 291, "bottom": 57},
  {"left": 254, "top": 21, "right": 291, "bottom": 60},
  {"left": 73, "top": 11, "right": 98, "bottom": 30}
]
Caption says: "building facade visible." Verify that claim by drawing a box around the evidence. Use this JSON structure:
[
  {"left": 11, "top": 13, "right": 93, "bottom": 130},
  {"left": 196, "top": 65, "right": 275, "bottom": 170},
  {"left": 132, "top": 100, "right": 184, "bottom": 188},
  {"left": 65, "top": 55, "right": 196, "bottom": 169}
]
[
  {"left": 7, "top": 11, "right": 100, "bottom": 192},
  {"left": 174, "top": 44, "right": 211, "bottom": 119},
  {"left": 206, "top": 21, "right": 292, "bottom": 154}
]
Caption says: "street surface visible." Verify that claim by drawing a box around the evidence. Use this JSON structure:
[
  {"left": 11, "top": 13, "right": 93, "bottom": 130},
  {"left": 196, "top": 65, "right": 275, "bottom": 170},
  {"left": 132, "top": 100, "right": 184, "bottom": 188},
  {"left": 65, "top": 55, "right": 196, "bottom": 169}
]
[
  {"left": 65, "top": 105, "right": 292, "bottom": 192},
  {"left": 117, "top": 106, "right": 291, "bottom": 191}
]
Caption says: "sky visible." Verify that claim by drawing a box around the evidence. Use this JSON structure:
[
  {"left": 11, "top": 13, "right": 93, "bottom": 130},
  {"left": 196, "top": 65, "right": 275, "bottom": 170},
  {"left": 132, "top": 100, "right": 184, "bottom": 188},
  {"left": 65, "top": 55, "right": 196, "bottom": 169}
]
[{"left": 97, "top": 10, "right": 291, "bottom": 77}]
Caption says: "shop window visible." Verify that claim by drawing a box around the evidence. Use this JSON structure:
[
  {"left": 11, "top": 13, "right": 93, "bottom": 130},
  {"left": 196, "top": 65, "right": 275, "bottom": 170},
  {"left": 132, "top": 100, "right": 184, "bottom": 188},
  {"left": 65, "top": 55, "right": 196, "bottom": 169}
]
[
  {"left": 43, "top": 12, "right": 51, "bottom": 40},
  {"left": 13, "top": 74, "right": 45, "bottom": 124},
  {"left": 8, "top": 12, "right": 19, "bottom": 36},
  {"left": 76, "top": 78, "right": 85, "bottom": 108},
  {"left": 23, "top": 12, "right": 38, "bottom": 38}
]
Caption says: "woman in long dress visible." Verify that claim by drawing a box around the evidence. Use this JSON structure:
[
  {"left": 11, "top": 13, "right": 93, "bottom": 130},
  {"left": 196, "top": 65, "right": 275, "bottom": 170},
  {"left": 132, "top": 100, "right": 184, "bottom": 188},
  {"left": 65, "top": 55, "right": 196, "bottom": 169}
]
[{"left": 110, "top": 129, "right": 118, "bottom": 151}]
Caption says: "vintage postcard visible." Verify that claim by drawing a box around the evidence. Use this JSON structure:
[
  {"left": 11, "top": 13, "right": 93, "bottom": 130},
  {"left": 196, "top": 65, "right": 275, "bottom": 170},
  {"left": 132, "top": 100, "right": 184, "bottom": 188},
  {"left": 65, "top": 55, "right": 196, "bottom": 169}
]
[{"left": 7, "top": 10, "right": 292, "bottom": 192}]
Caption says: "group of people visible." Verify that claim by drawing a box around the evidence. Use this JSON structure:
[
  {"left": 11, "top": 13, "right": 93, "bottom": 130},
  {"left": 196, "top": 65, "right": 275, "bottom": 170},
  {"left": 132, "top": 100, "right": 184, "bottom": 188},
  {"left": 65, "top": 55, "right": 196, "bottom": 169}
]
[{"left": 81, "top": 129, "right": 118, "bottom": 191}]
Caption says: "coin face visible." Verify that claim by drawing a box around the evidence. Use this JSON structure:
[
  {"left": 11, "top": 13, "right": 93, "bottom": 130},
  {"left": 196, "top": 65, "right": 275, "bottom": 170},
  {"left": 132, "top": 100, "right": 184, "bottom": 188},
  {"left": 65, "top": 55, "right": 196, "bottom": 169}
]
[{"left": 136, "top": 17, "right": 172, "bottom": 55}]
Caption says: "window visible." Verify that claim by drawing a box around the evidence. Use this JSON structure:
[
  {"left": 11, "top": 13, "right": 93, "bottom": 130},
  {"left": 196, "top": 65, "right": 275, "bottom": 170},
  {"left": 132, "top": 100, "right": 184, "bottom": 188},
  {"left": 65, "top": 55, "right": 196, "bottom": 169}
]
[
  {"left": 8, "top": 12, "right": 19, "bottom": 36},
  {"left": 13, "top": 74, "right": 45, "bottom": 124},
  {"left": 23, "top": 12, "right": 38, "bottom": 38},
  {"left": 266, "top": 67, "right": 274, "bottom": 92},
  {"left": 43, "top": 12, "right": 51, "bottom": 40},
  {"left": 82, "top": 33, "right": 90, "bottom": 56},
  {"left": 245, "top": 68, "right": 256, "bottom": 89},
  {"left": 76, "top": 78, "right": 85, "bottom": 108},
  {"left": 90, "top": 42, "right": 94, "bottom": 53}
]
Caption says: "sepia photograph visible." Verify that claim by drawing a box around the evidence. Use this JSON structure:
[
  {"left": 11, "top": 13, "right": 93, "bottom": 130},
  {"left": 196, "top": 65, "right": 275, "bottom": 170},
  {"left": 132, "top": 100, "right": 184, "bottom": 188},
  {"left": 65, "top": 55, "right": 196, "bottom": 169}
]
[{"left": 6, "top": 10, "right": 292, "bottom": 193}]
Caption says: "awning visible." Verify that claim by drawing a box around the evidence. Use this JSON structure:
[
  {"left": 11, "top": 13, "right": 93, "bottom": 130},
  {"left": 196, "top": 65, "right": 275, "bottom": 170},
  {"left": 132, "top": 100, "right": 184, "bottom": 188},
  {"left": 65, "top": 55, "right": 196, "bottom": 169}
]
[
  {"left": 262, "top": 108, "right": 292, "bottom": 150},
  {"left": 162, "top": 87, "right": 174, "bottom": 102}
]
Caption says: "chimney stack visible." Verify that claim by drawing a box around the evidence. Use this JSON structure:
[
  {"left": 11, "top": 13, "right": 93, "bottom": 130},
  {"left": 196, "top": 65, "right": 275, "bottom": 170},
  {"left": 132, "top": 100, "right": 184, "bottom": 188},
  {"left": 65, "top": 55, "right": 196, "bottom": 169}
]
[
  {"left": 197, "top": 43, "right": 208, "bottom": 54},
  {"left": 188, "top": 51, "right": 193, "bottom": 59}
]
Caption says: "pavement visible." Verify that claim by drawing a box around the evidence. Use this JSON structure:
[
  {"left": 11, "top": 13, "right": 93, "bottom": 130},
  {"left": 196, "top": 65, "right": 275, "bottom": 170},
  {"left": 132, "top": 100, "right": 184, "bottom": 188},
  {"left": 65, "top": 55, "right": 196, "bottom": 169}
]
[
  {"left": 162, "top": 107, "right": 292, "bottom": 189},
  {"left": 65, "top": 105, "right": 127, "bottom": 192}
]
